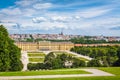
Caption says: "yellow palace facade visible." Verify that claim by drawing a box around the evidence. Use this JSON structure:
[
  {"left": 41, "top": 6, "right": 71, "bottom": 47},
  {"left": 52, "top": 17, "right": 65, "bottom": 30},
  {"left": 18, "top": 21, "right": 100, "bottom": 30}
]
[{"left": 15, "top": 41, "right": 74, "bottom": 51}]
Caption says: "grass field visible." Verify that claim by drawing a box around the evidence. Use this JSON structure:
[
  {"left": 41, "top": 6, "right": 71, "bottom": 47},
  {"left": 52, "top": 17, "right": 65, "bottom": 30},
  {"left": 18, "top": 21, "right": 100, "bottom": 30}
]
[
  {"left": 0, "top": 67, "right": 120, "bottom": 80},
  {"left": 29, "top": 58, "right": 44, "bottom": 63},
  {"left": 28, "top": 53, "right": 46, "bottom": 57},
  {"left": 0, "top": 69, "right": 90, "bottom": 76},
  {"left": 98, "top": 67, "right": 120, "bottom": 75},
  {"left": 25, "top": 67, "right": 120, "bottom": 80},
  {"left": 53, "top": 51, "right": 76, "bottom": 56},
  {"left": 27, "top": 52, "right": 46, "bottom": 63}
]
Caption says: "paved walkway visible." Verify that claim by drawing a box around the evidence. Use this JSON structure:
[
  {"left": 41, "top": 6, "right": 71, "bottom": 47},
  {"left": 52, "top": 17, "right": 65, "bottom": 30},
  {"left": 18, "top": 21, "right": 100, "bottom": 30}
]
[
  {"left": 0, "top": 69, "right": 114, "bottom": 80},
  {"left": 21, "top": 51, "right": 29, "bottom": 71}
]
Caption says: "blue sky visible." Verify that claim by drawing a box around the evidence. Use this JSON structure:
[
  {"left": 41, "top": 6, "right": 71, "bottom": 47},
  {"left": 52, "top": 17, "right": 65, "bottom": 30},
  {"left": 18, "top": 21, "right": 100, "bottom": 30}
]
[{"left": 0, "top": 0, "right": 120, "bottom": 36}]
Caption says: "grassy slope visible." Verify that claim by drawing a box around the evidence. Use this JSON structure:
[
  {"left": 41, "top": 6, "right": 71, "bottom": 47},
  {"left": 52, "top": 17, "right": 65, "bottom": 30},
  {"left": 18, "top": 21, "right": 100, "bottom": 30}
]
[
  {"left": 0, "top": 69, "right": 90, "bottom": 76},
  {"left": 26, "top": 67, "right": 120, "bottom": 80}
]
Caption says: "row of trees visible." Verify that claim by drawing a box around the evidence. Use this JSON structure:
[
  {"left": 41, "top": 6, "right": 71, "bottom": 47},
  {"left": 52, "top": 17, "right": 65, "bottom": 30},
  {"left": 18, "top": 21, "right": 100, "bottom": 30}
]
[
  {"left": 71, "top": 37, "right": 120, "bottom": 44},
  {"left": 71, "top": 46, "right": 120, "bottom": 67},
  {"left": 27, "top": 52, "right": 86, "bottom": 70},
  {"left": 0, "top": 25, "right": 23, "bottom": 71}
]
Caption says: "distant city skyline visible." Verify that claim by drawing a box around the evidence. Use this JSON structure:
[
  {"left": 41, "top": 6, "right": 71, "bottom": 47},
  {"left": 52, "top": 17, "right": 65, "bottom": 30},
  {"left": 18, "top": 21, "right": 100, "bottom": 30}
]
[{"left": 0, "top": 0, "right": 120, "bottom": 36}]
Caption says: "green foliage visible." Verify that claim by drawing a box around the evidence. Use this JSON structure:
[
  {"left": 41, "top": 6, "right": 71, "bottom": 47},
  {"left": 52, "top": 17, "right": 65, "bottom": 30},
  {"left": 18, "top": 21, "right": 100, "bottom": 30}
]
[
  {"left": 35, "top": 38, "right": 43, "bottom": 42},
  {"left": 27, "top": 63, "right": 41, "bottom": 71},
  {"left": 71, "top": 37, "right": 120, "bottom": 44},
  {"left": 44, "top": 52, "right": 61, "bottom": 69},
  {"left": 71, "top": 37, "right": 107, "bottom": 44},
  {"left": 113, "top": 47, "right": 120, "bottom": 66},
  {"left": 44, "top": 52, "right": 56, "bottom": 62},
  {"left": 87, "top": 59, "right": 102, "bottom": 67},
  {"left": 71, "top": 46, "right": 120, "bottom": 67},
  {"left": 72, "top": 58, "right": 86, "bottom": 68},
  {"left": 27, "top": 52, "right": 86, "bottom": 70},
  {"left": 113, "top": 59, "right": 120, "bottom": 66},
  {"left": 117, "top": 47, "right": 120, "bottom": 58},
  {"left": 26, "top": 38, "right": 34, "bottom": 42},
  {"left": 0, "top": 25, "right": 23, "bottom": 71}
]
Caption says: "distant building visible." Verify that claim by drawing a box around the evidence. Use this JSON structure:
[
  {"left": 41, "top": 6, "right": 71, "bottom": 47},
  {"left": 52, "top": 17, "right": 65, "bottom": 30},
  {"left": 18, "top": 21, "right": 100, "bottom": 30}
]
[{"left": 15, "top": 41, "right": 74, "bottom": 51}]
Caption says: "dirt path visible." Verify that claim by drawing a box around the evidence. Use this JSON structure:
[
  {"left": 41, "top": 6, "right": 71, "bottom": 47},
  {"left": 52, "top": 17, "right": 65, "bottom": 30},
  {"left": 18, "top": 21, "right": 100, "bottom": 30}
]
[{"left": 0, "top": 69, "right": 114, "bottom": 80}]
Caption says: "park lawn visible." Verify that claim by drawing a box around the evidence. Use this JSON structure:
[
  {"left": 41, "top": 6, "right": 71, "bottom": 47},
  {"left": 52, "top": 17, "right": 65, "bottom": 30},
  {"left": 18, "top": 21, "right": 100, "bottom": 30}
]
[
  {"left": 0, "top": 69, "right": 90, "bottom": 76},
  {"left": 29, "top": 58, "right": 44, "bottom": 63},
  {"left": 28, "top": 53, "right": 46, "bottom": 57},
  {"left": 28, "top": 52, "right": 45, "bottom": 54},
  {"left": 26, "top": 67, "right": 120, "bottom": 80},
  {"left": 74, "top": 57, "right": 89, "bottom": 61},
  {"left": 98, "top": 67, "right": 120, "bottom": 75}
]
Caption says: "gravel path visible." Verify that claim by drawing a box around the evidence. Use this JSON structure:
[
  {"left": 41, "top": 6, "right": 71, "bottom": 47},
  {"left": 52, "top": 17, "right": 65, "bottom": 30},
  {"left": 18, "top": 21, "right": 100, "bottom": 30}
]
[
  {"left": 21, "top": 51, "right": 29, "bottom": 71},
  {"left": 0, "top": 69, "right": 114, "bottom": 80}
]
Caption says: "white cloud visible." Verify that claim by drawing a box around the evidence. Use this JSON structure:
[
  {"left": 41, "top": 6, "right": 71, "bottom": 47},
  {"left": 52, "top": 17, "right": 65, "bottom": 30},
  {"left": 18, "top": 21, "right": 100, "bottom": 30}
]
[
  {"left": 1, "top": 8, "right": 21, "bottom": 15},
  {"left": 51, "top": 16, "right": 69, "bottom": 22},
  {"left": 75, "top": 8, "right": 112, "bottom": 18},
  {"left": 33, "top": 3, "right": 52, "bottom": 9},
  {"left": 15, "top": 0, "right": 37, "bottom": 7},
  {"left": 23, "top": 9, "right": 36, "bottom": 17},
  {"left": 32, "top": 17, "right": 47, "bottom": 23},
  {"left": 0, "top": 22, "right": 20, "bottom": 30},
  {"left": 74, "top": 16, "right": 81, "bottom": 20}
]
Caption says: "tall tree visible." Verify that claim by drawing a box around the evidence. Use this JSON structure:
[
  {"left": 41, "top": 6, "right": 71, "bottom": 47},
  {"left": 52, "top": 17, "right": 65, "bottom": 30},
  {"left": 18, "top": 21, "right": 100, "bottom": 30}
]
[{"left": 0, "top": 25, "right": 23, "bottom": 71}]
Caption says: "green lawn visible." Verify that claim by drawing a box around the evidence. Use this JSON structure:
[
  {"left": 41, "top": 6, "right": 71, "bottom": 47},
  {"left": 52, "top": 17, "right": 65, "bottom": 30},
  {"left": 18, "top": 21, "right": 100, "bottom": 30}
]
[
  {"left": 74, "top": 57, "right": 89, "bottom": 61},
  {"left": 0, "top": 69, "right": 90, "bottom": 76},
  {"left": 98, "top": 67, "right": 120, "bottom": 75},
  {"left": 27, "top": 52, "right": 46, "bottom": 63},
  {"left": 28, "top": 53, "right": 46, "bottom": 57},
  {"left": 28, "top": 52, "right": 45, "bottom": 54},
  {"left": 25, "top": 67, "right": 120, "bottom": 80},
  {"left": 29, "top": 58, "right": 44, "bottom": 63},
  {"left": 1, "top": 67, "right": 120, "bottom": 80}
]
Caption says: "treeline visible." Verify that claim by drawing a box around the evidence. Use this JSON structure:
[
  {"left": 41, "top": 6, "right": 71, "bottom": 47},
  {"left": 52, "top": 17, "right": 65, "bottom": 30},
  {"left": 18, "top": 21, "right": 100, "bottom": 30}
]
[
  {"left": 22, "top": 38, "right": 70, "bottom": 42},
  {"left": 26, "top": 37, "right": 120, "bottom": 44},
  {"left": 27, "top": 52, "right": 86, "bottom": 71},
  {"left": 71, "top": 46, "right": 120, "bottom": 67},
  {"left": 71, "top": 37, "right": 120, "bottom": 44}
]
